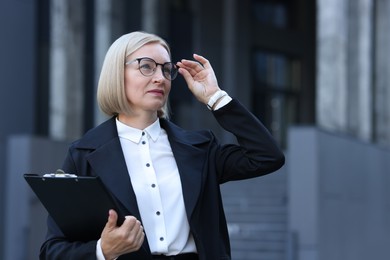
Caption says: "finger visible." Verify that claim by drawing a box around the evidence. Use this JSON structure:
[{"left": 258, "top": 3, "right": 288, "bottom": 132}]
[
  {"left": 131, "top": 224, "right": 144, "bottom": 243},
  {"left": 193, "top": 54, "right": 211, "bottom": 69},
  {"left": 124, "top": 221, "right": 143, "bottom": 249},
  {"left": 105, "top": 209, "right": 118, "bottom": 230},
  {"left": 136, "top": 229, "right": 145, "bottom": 248},
  {"left": 135, "top": 223, "right": 145, "bottom": 242},
  {"left": 137, "top": 224, "right": 144, "bottom": 238},
  {"left": 132, "top": 220, "right": 142, "bottom": 233},
  {"left": 178, "top": 67, "right": 195, "bottom": 86},
  {"left": 122, "top": 216, "right": 138, "bottom": 230},
  {"left": 179, "top": 60, "right": 203, "bottom": 74}
]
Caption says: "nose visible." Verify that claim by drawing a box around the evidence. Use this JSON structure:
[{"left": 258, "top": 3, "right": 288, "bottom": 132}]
[{"left": 153, "top": 65, "right": 166, "bottom": 81}]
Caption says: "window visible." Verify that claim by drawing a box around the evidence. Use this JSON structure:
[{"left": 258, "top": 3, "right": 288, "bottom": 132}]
[
  {"left": 252, "top": 0, "right": 290, "bottom": 29},
  {"left": 252, "top": 51, "right": 301, "bottom": 146},
  {"left": 250, "top": 0, "right": 315, "bottom": 147}
]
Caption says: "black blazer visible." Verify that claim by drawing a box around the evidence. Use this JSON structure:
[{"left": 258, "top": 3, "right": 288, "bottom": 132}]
[{"left": 40, "top": 99, "right": 285, "bottom": 260}]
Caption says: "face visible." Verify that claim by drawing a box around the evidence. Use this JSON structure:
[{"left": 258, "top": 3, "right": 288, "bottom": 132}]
[{"left": 124, "top": 43, "right": 171, "bottom": 117}]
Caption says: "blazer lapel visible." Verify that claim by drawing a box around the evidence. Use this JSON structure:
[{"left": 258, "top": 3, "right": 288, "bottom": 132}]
[
  {"left": 75, "top": 117, "right": 142, "bottom": 221},
  {"left": 161, "top": 120, "right": 210, "bottom": 220},
  {"left": 85, "top": 137, "right": 143, "bottom": 221}
]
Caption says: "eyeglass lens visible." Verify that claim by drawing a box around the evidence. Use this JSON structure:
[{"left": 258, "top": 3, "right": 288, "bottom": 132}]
[{"left": 139, "top": 58, "right": 178, "bottom": 80}]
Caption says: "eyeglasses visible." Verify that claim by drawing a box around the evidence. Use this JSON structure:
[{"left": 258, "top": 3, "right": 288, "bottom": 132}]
[{"left": 125, "top": 57, "right": 178, "bottom": 81}]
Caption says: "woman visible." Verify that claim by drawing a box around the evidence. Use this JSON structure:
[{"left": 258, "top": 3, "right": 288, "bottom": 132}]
[{"left": 40, "top": 31, "right": 285, "bottom": 260}]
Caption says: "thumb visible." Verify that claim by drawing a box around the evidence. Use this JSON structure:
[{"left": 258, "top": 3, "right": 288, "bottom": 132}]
[{"left": 105, "top": 209, "right": 118, "bottom": 230}]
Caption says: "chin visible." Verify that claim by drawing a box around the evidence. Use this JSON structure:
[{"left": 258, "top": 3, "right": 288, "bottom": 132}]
[{"left": 148, "top": 103, "right": 165, "bottom": 112}]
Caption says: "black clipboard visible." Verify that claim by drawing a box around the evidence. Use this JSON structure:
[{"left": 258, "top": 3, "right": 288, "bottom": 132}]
[{"left": 24, "top": 173, "right": 125, "bottom": 242}]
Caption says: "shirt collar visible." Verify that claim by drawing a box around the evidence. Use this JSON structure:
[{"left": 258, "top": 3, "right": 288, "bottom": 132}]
[
  {"left": 144, "top": 119, "right": 161, "bottom": 142},
  {"left": 116, "top": 118, "right": 161, "bottom": 143}
]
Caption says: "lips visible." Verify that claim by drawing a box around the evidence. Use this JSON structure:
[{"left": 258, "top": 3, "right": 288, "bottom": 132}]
[{"left": 147, "top": 89, "right": 165, "bottom": 96}]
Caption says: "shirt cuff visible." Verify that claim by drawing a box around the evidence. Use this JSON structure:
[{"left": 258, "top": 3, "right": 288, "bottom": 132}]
[
  {"left": 96, "top": 239, "right": 106, "bottom": 260},
  {"left": 213, "top": 95, "right": 232, "bottom": 110},
  {"left": 96, "top": 239, "right": 118, "bottom": 260}
]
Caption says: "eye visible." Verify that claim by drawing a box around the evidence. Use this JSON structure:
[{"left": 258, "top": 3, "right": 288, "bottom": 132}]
[
  {"left": 140, "top": 63, "right": 154, "bottom": 70},
  {"left": 163, "top": 63, "right": 174, "bottom": 73},
  {"left": 162, "top": 67, "right": 171, "bottom": 74}
]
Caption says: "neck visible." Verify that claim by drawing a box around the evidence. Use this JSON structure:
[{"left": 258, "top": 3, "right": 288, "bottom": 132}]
[{"left": 118, "top": 112, "right": 158, "bottom": 130}]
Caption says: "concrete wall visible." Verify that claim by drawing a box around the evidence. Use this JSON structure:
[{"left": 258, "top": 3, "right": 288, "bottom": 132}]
[
  {"left": 0, "top": 1, "right": 38, "bottom": 258},
  {"left": 222, "top": 167, "right": 288, "bottom": 260},
  {"left": 3, "top": 136, "right": 68, "bottom": 260},
  {"left": 288, "top": 127, "right": 390, "bottom": 260}
]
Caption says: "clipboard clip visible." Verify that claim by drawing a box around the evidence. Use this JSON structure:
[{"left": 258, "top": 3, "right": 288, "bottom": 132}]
[{"left": 43, "top": 169, "right": 77, "bottom": 178}]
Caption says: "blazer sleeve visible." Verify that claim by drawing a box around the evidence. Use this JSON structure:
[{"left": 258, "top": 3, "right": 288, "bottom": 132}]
[
  {"left": 212, "top": 99, "right": 285, "bottom": 183},
  {"left": 40, "top": 219, "right": 98, "bottom": 260}
]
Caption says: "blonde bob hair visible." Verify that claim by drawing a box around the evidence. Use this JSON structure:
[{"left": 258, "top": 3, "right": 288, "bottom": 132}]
[{"left": 97, "top": 31, "right": 171, "bottom": 119}]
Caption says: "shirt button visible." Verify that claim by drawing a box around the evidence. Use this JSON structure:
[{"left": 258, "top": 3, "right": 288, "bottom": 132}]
[
  {"left": 160, "top": 237, "right": 164, "bottom": 241},
  {"left": 142, "top": 141, "right": 146, "bottom": 145},
  {"left": 151, "top": 184, "right": 156, "bottom": 188},
  {"left": 142, "top": 132, "right": 145, "bottom": 136},
  {"left": 146, "top": 163, "right": 150, "bottom": 167},
  {"left": 156, "top": 211, "right": 160, "bottom": 216}
]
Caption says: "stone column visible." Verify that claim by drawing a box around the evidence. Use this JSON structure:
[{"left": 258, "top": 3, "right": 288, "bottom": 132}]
[
  {"left": 374, "top": 0, "right": 390, "bottom": 145},
  {"left": 142, "top": 0, "right": 159, "bottom": 33},
  {"left": 317, "top": 0, "right": 390, "bottom": 145},
  {"left": 347, "top": 0, "right": 373, "bottom": 141},
  {"left": 222, "top": 0, "right": 236, "bottom": 98},
  {"left": 316, "top": 0, "right": 348, "bottom": 132},
  {"left": 49, "top": 0, "right": 85, "bottom": 140},
  {"left": 94, "top": 0, "right": 112, "bottom": 125},
  {"left": 221, "top": 0, "right": 238, "bottom": 143}
]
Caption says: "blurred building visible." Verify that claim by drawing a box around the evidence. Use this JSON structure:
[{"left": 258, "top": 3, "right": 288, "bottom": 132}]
[{"left": 0, "top": 0, "right": 389, "bottom": 259}]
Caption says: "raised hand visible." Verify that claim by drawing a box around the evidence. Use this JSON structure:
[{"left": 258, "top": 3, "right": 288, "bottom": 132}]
[{"left": 177, "top": 54, "right": 221, "bottom": 104}]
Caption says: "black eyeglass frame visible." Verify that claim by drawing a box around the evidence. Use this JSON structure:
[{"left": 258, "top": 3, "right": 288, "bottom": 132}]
[{"left": 125, "top": 57, "right": 178, "bottom": 81}]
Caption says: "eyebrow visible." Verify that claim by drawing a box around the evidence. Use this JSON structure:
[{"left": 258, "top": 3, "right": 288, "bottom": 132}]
[{"left": 125, "top": 57, "right": 173, "bottom": 65}]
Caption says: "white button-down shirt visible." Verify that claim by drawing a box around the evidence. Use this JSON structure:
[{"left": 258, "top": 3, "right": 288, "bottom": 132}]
[{"left": 116, "top": 118, "right": 196, "bottom": 255}]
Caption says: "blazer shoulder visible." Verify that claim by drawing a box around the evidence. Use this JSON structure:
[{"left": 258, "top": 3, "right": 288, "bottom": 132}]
[
  {"left": 160, "top": 119, "right": 214, "bottom": 145},
  {"left": 71, "top": 117, "right": 118, "bottom": 150}
]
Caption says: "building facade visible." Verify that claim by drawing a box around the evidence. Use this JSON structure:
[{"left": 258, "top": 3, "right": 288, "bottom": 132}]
[{"left": 1, "top": 0, "right": 389, "bottom": 259}]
